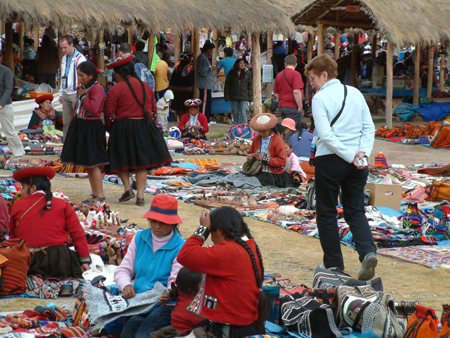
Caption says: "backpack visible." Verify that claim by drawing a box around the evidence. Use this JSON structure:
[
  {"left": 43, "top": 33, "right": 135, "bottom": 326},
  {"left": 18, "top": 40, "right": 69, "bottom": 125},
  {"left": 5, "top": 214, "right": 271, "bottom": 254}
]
[
  {"left": 134, "top": 62, "right": 155, "bottom": 90},
  {"left": 404, "top": 305, "right": 439, "bottom": 338},
  {"left": 0, "top": 238, "right": 31, "bottom": 295},
  {"left": 229, "top": 123, "right": 256, "bottom": 140}
]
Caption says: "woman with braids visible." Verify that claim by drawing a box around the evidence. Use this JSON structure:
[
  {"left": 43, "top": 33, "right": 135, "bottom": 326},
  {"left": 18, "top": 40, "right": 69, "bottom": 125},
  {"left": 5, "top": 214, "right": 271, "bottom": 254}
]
[
  {"left": 61, "top": 61, "right": 108, "bottom": 205},
  {"left": 104, "top": 55, "right": 172, "bottom": 206},
  {"left": 177, "top": 206, "right": 265, "bottom": 338},
  {"left": 9, "top": 168, "right": 91, "bottom": 279}
]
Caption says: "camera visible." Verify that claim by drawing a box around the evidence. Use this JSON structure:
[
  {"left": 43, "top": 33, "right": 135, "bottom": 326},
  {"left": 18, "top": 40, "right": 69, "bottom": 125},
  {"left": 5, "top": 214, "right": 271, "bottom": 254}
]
[{"left": 355, "top": 156, "right": 368, "bottom": 167}]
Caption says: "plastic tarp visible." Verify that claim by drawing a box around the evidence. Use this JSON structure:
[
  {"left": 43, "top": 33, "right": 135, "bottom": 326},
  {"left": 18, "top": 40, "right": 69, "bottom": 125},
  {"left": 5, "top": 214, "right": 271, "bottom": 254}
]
[{"left": 418, "top": 102, "right": 450, "bottom": 122}]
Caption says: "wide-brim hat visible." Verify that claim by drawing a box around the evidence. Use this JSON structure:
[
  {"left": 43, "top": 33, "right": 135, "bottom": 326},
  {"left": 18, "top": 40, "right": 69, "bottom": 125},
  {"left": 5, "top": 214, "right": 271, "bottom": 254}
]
[
  {"left": 250, "top": 113, "right": 278, "bottom": 131},
  {"left": 184, "top": 99, "right": 202, "bottom": 108},
  {"left": 363, "top": 50, "right": 372, "bottom": 55},
  {"left": 281, "top": 118, "right": 296, "bottom": 131},
  {"left": 13, "top": 168, "right": 56, "bottom": 183},
  {"left": 35, "top": 94, "right": 54, "bottom": 105},
  {"left": 143, "top": 193, "right": 182, "bottom": 224},
  {"left": 105, "top": 55, "right": 134, "bottom": 70}
]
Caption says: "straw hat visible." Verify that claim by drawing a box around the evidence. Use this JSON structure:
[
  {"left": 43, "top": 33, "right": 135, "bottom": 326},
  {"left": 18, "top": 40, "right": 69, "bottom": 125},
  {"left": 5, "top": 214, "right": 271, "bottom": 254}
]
[{"left": 250, "top": 113, "right": 278, "bottom": 131}]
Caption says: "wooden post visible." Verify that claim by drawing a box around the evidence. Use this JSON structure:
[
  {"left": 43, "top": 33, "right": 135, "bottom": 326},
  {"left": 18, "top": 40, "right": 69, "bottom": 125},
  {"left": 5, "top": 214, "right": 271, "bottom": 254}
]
[
  {"left": 97, "top": 29, "right": 104, "bottom": 70},
  {"left": 211, "top": 28, "right": 219, "bottom": 68},
  {"left": 0, "top": 21, "right": 3, "bottom": 36},
  {"left": 427, "top": 46, "right": 434, "bottom": 98},
  {"left": 307, "top": 33, "right": 313, "bottom": 62},
  {"left": 266, "top": 31, "right": 273, "bottom": 105},
  {"left": 317, "top": 23, "right": 324, "bottom": 56},
  {"left": 439, "top": 52, "right": 445, "bottom": 90},
  {"left": 174, "top": 34, "right": 180, "bottom": 64},
  {"left": 252, "top": 32, "right": 262, "bottom": 117},
  {"left": 193, "top": 28, "right": 200, "bottom": 99},
  {"left": 19, "top": 22, "right": 25, "bottom": 59},
  {"left": 90, "top": 27, "right": 96, "bottom": 48},
  {"left": 413, "top": 45, "right": 420, "bottom": 106},
  {"left": 33, "top": 25, "right": 39, "bottom": 52},
  {"left": 334, "top": 32, "right": 340, "bottom": 59},
  {"left": 4, "top": 22, "right": 14, "bottom": 76},
  {"left": 371, "top": 34, "right": 377, "bottom": 57},
  {"left": 386, "top": 42, "right": 394, "bottom": 129},
  {"left": 148, "top": 32, "right": 155, "bottom": 70},
  {"left": 351, "top": 34, "right": 358, "bottom": 87},
  {"left": 283, "top": 34, "right": 286, "bottom": 50},
  {"left": 127, "top": 25, "right": 133, "bottom": 44}
]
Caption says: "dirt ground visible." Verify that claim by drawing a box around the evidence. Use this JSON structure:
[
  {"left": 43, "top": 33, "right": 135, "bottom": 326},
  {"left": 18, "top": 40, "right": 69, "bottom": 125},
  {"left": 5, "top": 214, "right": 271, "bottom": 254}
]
[{"left": 1, "top": 122, "right": 449, "bottom": 317}]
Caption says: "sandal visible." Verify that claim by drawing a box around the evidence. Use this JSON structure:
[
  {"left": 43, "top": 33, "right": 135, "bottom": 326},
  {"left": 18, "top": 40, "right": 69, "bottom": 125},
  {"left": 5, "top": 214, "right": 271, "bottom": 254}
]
[{"left": 82, "top": 194, "right": 97, "bottom": 206}]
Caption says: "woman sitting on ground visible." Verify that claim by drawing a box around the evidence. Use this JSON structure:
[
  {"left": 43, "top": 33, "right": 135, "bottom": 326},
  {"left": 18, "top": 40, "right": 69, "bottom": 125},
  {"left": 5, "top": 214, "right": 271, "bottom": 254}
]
[
  {"left": 289, "top": 121, "right": 315, "bottom": 182},
  {"left": 28, "top": 95, "right": 63, "bottom": 131},
  {"left": 178, "top": 99, "right": 209, "bottom": 140},
  {"left": 177, "top": 206, "right": 265, "bottom": 338},
  {"left": 9, "top": 168, "right": 91, "bottom": 279},
  {"left": 114, "top": 194, "right": 185, "bottom": 338},
  {"left": 246, "top": 113, "right": 293, "bottom": 187}
]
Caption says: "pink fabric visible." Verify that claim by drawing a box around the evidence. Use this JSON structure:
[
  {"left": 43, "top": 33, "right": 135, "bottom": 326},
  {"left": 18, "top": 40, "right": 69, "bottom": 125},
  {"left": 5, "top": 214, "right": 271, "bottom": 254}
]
[
  {"left": 114, "top": 233, "right": 183, "bottom": 291},
  {"left": 288, "top": 152, "right": 306, "bottom": 178}
]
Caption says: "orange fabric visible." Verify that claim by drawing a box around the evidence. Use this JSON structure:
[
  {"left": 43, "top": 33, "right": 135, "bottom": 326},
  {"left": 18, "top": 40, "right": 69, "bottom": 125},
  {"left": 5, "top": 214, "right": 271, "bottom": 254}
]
[
  {"left": 300, "top": 161, "right": 315, "bottom": 182},
  {"left": 405, "top": 305, "right": 439, "bottom": 338},
  {"left": 431, "top": 126, "right": 450, "bottom": 149}
]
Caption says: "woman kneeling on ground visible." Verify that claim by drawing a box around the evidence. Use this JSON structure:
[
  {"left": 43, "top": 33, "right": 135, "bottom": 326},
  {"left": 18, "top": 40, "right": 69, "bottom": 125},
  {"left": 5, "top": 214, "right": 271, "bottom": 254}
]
[
  {"left": 28, "top": 95, "right": 63, "bottom": 131},
  {"left": 114, "top": 194, "right": 185, "bottom": 338},
  {"left": 9, "top": 168, "right": 91, "bottom": 279},
  {"left": 177, "top": 206, "right": 265, "bottom": 338},
  {"left": 246, "top": 113, "right": 294, "bottom": 187},
  {"left": 178, "top": 99, "right": 209, "bottom": 140}
]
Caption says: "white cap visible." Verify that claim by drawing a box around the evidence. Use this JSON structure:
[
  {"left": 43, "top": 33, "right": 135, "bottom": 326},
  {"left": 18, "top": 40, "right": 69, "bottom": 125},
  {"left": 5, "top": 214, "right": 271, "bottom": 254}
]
[{"left": 164, "top": 90, "right": 174, "bottom": 100}]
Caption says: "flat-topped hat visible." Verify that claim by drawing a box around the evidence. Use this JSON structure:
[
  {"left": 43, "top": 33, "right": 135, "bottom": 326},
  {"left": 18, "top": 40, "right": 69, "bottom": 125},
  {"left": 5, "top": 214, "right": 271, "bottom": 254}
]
[
  {"left": 35, "top": 94, "right": 54, "bottom": 105},
  {"left": 13, "top": 168, "right": 56, "bottom": 182},
  {"left": 184, "top": 99, "right": 202, "bottom": 108},
  {"left": 250, "top": 113, "right": 278, "bottom": 131},
  {"left": 105, "top": 55, "right": 134, "bottom": 70}
]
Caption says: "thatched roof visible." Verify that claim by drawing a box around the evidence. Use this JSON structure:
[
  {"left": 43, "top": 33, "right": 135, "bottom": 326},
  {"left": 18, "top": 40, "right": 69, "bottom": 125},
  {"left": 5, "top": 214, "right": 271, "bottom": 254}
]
[{"left": 291, "top": 0, "right": 450, "bottom": 46}]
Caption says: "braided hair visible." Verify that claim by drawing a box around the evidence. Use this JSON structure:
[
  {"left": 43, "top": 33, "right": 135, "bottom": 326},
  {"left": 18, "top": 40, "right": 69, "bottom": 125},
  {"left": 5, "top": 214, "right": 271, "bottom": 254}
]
[
  {"left": 21, "top": 176, "right": 53, "bottom": 214},
  {"left": 113, "top": 61, "right": 152, "bottom": 125},
  {"left": 169, "top": 267, "right": 203, "bottom": 301},
  {"left": 296, "top": 122, "right": 308, "bottom": 140},
  {"left": 77, "top": 61, "right": 98, "bottom": 89}
]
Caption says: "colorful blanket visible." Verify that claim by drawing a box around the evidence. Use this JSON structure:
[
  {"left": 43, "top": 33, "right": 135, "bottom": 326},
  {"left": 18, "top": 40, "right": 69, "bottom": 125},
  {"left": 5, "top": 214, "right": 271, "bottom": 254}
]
[{"left": 377, "top": 245, "right": 450, "bottom": 269}]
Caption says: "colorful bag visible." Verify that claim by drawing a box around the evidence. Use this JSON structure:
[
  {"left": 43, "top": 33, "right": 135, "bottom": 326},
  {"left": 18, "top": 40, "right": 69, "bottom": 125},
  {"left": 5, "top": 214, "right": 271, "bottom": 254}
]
[
  {"left": 400, "top": 204, "right": 425, "bottom": 229},
  {"left": 404, "top": 305, "right": 439, "bottom": 338},
  {"left": 428, "top": 181, "right": 450, "bottom": 202},
  {"left": 262, "top": 285, "right": 280, "bottom": 324},
  {"left": 312, "top": 265, "right": 352, "bottom": 289},
  {"left": 374, "top": 152, "right": 389, "bottom": 169},
  {"left": 440, "top": 310, "right": 450, "bottom": 338},
  {"left": 0, "top": 238, "right": 31, "bottom": 295},
  {"left": 229, "top": 123, "right": 256, "bottom": 140}
]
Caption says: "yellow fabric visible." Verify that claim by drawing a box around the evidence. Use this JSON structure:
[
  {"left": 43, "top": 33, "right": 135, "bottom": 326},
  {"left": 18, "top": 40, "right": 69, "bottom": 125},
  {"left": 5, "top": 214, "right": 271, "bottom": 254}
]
[
  {"left": 167, "top": 181, "right": 192, "bottom": 187},
  {"left": 154, "top": 60, "right": 169, "bottom": 92}
]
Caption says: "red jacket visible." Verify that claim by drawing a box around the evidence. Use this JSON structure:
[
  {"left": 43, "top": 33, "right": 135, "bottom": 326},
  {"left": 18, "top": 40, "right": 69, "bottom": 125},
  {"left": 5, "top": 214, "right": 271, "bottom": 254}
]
[
  {"left": 104, "top": 77, "right": 157, "bottom": 131},
  {"left": 71, "top": 82, "right": 105, "bottom": 120},
  {"left": 171, "top": 291, "right": 203, "bottom": 333},
  {"left": 177, "top": 236, "right": 262, "bottom": 326},
  {"left": 9, "top": 193, "right": 91, "bottom": 264},
  {"left": 249, "top": 133, "right": 287, "bottom": 174},
  {"left": 178, "top": 113, "right": 209, "bottom": 137}
]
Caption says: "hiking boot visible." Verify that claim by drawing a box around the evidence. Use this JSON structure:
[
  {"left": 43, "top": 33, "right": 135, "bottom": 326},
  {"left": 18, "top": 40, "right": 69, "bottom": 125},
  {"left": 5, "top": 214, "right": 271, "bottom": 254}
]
[{"left": 358, "top": 252, "right": 378, "bottom": 281}]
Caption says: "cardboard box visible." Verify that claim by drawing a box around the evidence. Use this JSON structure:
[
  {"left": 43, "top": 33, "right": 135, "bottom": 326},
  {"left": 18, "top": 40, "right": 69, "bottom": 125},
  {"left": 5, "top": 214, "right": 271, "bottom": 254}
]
[
  {"left": 365, "top": 183, "right": 402, "bottom": 210},
  {"left": 404, "top": 77, "right": 421, "bottom": 90},
  {"left": 372, "top": 73, "right": 384, "bottom": 88}
]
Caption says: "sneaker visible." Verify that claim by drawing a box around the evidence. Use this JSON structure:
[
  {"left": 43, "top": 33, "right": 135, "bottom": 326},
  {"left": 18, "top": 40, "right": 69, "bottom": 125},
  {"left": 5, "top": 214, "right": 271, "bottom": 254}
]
[{"left": 358, "top": 252, "right": 378, "bottom": 281}]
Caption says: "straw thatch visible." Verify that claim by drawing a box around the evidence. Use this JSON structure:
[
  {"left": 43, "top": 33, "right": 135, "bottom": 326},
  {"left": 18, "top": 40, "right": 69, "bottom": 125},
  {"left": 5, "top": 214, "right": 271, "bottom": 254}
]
[{"left": 291, "top": 0, "right": 450, "bottom": 46}]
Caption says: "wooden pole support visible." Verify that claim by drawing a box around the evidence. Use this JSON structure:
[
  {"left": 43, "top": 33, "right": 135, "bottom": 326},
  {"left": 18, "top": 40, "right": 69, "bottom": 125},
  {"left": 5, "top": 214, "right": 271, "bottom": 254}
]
[
  {"left": 317, "top": 24, "right": 324, "bottom": 56},
  {"left": 386, "top": 42, "right": 394, "bottom": 129},
  {"left": 351, "top": 34, "right": 358, "bottom": 87},
  {"left": 334, "top": 32, "right": 340, "bottom": 60},
  {"left": 174, "top": 34, "right": 180, "bottom": 64},
  {"left": 127, "top": 26, "right": 133, "bottom": 44},
  {"left": 33, "top": 25, "right": 39, "bottom": 52},
  {"left": 427, "top": 46, "right": 434, "bottom": 98},
  {"left": 97, "top": 29, "right": 104, "bottom": 70},
  {"left": 307, "top": 33, "right": 313, "bottom": 62},
  {"left": 371, "top": 34, "right": 377, "bottom": 57},
  {"left": 91, "top": 27, "right": 96, "bottom": 48},
  {"left": 4, "top": 22, "right": 15, "bottom": 76},
  {"left": 439, "top": 53, "right": 445, "bottom": 90},
  {"left": 193, "top": 28, "right": 200, "bottom": 99},
  {"left": 211, "top": 28, "right": 219, "bottom": 68},
  {"left": 413, "top": 45, "right": 420, "bottom": 106},
  {"left": 252, "top": 32, "right": 262, "bottom": 117},
  {"left": 19, "top": 22, "right": 25, "bottom": 59}
]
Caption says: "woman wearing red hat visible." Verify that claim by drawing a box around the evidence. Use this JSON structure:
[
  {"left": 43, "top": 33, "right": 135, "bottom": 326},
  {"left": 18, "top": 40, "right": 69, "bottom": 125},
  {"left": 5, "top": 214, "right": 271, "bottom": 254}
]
[
  {"left": 177, "top": 99, "right": 209, "bottom": 139},
  {"left": 114, "top": 194, "right": 185, "bottom": 338},
  {"left": 104, "top": 56, "right": 172, "bottom": 206},
  {"left": 9, "top": 168, "right": 91, "bottom": 279},
  {"left": 28, "top": 94, "right": 63, "bottom": 131},
  {"left": 246, "top": 113, "right": 294, "bottom": 187}
]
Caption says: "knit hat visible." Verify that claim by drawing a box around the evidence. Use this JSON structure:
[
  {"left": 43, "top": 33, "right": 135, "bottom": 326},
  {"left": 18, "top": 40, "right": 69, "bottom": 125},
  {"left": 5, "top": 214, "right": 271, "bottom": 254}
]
[
  {"left": 143, "top": 194, "right": 182, "bottom": 224},
  {"left": 281, "top": 118, "right": 296, "bottom": 132},
  {"left": 35, "top": 94, "right": 54, "bottom": 105},
  {"left": 164, "top": 90, "right": 174, "bottom": 101},
  {"left": 184, "top": 99, "right": 202, "bottom": 108},
  {"left": 250, "top": 113, "right": 278, "bottom": 131}
]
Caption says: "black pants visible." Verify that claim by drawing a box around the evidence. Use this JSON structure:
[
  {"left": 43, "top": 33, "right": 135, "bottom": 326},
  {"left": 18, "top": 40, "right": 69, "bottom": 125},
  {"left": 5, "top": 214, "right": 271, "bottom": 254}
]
[
  {"left": 199, "top": 88, "right": 212, "bottom": 122},
  {"left": 315, "top": 154, "right": 376, "bottom": 270}
]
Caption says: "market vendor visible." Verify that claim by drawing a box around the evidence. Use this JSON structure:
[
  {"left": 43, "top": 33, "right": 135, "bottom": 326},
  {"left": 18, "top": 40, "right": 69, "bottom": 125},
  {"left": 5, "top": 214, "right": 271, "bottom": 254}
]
[
  {"left": 178, "top": 99, "right": 209, "bottom": 140},
  {"left": 246, "top": 113, "right": 294, "bottom": 187},
  {"left": 9, "top": 168, "right": 91, "bottom": 279},
  {"left": 28, "top": 94, "right": 63, "bottom": 131}
]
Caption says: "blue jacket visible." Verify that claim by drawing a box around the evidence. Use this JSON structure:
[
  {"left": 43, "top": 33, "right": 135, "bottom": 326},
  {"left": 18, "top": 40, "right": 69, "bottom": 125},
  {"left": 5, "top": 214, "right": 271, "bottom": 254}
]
[
  {"left": 133, "top": 228, "right": 185, "bottom": 294},
  {"left": 312, "top": 79, "right": 375, "bottom": 163}
]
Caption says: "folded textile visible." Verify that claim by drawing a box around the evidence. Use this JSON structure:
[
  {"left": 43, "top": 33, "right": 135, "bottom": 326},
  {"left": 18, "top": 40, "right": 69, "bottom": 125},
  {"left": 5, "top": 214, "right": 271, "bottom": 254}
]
[
  {"left": 186, "top": 172, "right": 262, "bottom": 188},
  {"left": 84, "top": 281, "right": 167, "bottom": 330}
]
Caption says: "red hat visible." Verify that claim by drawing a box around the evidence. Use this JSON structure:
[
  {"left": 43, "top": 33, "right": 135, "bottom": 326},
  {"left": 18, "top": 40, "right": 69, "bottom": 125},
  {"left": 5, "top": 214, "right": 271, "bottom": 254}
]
[
  {"left": 143, "top": 194, "right": 182, "bottom": 224},
  {"left": 281, "top": 118, "right": 296, "bottom": 131},
  {"left": 35, "top": 94, "right": 54, "bottom": 105},
  {"left": 184, "top": 99, "right": 202, "bottom": 108},
  {"left": 250, "top": 113, "right": 278, "bottom": 131},
  {"left": 105, "top": 55, "right": 134, "bottom": 70},
  {"left": 13, "top": 167, "right": 56, "bottom": 183}
]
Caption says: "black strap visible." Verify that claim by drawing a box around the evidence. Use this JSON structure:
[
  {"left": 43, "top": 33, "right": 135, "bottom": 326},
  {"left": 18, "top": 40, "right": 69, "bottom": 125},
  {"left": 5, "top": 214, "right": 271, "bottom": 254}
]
[
  {"left": 351, "top": 301, "right": 371, "bottom": 330},
  {"left": 283, "top": 70, "right": 294, "bottom": 90},
  {"left": 330, "top": 85, "right": 348, "bottom": 127}
]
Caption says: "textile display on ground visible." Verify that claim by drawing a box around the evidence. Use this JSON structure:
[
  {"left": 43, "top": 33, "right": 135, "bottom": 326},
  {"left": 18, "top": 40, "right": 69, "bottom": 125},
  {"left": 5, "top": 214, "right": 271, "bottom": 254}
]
[{"left": 377, "top": 245, "right": 450, "bottom": 268}]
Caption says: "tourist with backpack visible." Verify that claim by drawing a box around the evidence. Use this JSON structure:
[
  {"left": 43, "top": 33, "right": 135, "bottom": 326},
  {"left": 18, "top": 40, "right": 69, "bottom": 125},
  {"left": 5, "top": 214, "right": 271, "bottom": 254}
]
[{"left": 119, "top": 43, "right": 155, "bottom": 90}]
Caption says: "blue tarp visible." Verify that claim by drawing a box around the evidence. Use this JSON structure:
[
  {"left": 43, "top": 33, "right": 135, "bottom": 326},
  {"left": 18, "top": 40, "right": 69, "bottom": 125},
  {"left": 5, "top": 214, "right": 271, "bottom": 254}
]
[
  {"left": 361, "top": 88, "right": 427, "bottom": 97},
  {"left": 418, "top": 102, "right": 450, "bottom": 121}
]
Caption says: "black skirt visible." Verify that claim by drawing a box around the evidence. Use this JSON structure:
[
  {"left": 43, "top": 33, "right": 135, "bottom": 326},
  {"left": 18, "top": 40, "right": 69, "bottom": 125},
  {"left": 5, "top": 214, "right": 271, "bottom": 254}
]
[
  {"left": 107, "top": 119, "right": 172, "bottom": 174},
  {"left": 172, "top": 91, "right": 193, "bottom": 115},
  {"left": 254, "top": 171, "right": 296, "bottom": 188},
  {"left": 29, "top": 245, "right": 83, "bottom": 280},
  {"left": 61, "top": 118, "right": 109, "bottom": 168}
]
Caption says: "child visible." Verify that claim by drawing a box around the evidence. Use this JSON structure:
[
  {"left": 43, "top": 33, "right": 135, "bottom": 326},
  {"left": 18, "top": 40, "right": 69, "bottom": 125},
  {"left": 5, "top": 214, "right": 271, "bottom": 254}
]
[
  {"left": 61, "top": 61, "right": 109, "bottom": 206},
  {"left": 178, "top": 99, "right": 209, "bottom": 139},
  {"left": 169, "top": 268, "right": 204, "bottom": 333},
  {"left": 285, "top": 140, "right": 306, "bottom": 183},
  {"left": 157, "top": 90, "right": 174, "bottom": 133}
]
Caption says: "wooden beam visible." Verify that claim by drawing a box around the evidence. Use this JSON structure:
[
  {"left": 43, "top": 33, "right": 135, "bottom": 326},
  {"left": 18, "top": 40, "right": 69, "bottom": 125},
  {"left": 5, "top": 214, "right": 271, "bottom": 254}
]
[
  {"left": 211, "top": 28, "right": 219, "bottom": 68},
  {"left": 317, "top": 23, "right": 324, "bottom": 56},
  {"left": 19, "top": 22, "right": 25, "bottom": 59},
  {"left": 351, "top": 34, "right": 358, "bottom": 87},
  {"left": 193, "top": 28, "right": 200, "bottom": 99},
  {"left": 127, "top": 25, "right": 133, "bottom": 44},
  {"left": 90, "top": 27, "right": 96, "bottom": 48},
  {"left": 266, "top": 30, "right": 273, "bottom": 107},
  {"left": 33, "top": 25, "right": 39, "bottom": 52},
  {"left": 174, "top": 34, "right": 180, "bottom": 64},
  {"left": 309, "top": 0, "right": 345, "bottom": 25},
  {"left": 4, "top": 22, "right": 14, "bottom": 76},
  {"left": 386, "top": 42, "right": 394, "bottom": 129},
  {"left": 317, "top": 20, "right": 374, "bottom": 30},
  {"left": 427, "top": 46, "right": 434, "bottom": 98},
  {"left": 307, "top": 33, "right": 313, "bottom": 62},
  {"left": 413, "top": 45, "right": 420, "bottom": 106},
  {"left": 439, "top": 52, "right": 445, "bottom": 90},
  {"left": 97, "top": 29, "right": 104, "bottom": 70},
  {"left": 252, "top": 32, "right": 262, "bottom": 117},
  {"left": 334, "top": 32, "right": 340, "bottom": 59}
]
